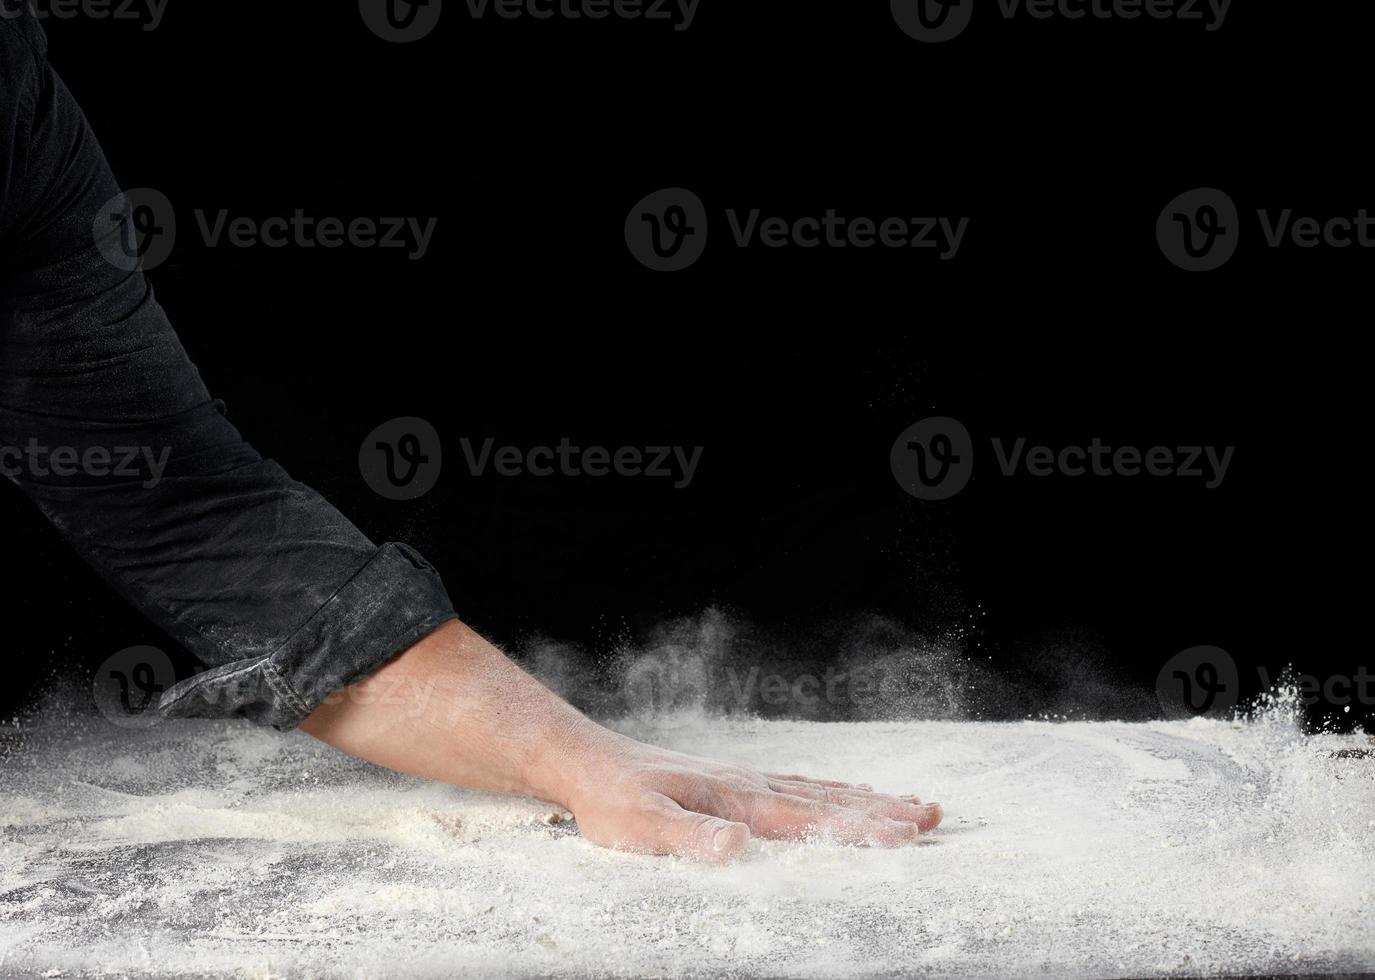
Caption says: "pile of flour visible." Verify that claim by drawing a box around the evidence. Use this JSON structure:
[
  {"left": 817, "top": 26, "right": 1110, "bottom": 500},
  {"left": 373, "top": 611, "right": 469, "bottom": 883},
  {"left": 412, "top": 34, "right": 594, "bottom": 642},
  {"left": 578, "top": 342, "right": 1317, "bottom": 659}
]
[{"left": 1, "top": 704, "right": 1372, "bottom": 978}]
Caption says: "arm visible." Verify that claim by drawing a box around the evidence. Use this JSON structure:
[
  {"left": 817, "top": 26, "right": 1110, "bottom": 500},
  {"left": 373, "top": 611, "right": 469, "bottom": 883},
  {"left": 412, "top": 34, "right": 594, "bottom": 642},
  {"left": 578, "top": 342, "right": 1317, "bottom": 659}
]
[
  {"left": 0, "top": 14, "right": 940, "bottom": 860},
  {"left": 0, "top": 13, "right": 454, "bottom": 728},
  {"left": 301, "top": 619, "right": 941, "bottom": 861}
]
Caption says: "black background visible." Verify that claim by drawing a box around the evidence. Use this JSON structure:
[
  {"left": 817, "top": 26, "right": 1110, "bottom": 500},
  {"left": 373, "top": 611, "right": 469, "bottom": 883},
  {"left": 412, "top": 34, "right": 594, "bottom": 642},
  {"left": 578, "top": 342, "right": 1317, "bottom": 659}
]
[{"left": 2, "top": 1, "right": 1366, "bottom": 728}]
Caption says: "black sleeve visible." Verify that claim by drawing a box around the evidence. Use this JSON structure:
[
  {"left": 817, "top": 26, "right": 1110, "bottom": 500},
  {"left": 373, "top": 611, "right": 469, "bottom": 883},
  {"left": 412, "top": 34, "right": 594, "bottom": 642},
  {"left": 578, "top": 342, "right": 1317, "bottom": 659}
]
[{"left": 0, "top": 12, "right": 457, "bottom": 729}]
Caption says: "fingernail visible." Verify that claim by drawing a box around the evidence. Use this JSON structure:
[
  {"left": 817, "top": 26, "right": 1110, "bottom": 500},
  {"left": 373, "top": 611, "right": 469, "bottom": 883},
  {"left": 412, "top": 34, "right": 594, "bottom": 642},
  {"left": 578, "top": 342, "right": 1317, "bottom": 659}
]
[
  {"left": 888, "top": 818, "right": 920, "bottom": 839},
  {"left": 712, "top": 823, "right": 735, "bottom": 852}
]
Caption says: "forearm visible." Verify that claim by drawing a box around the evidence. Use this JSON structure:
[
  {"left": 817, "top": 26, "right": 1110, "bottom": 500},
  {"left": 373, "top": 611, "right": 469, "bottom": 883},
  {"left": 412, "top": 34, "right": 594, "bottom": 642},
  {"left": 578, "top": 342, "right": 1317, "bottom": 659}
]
[
  {"left": 298, "top": 620, "right": 942, "bottom": 862},
  {"left": 299, "top": 619, "right": 623, "bottom": 807}
]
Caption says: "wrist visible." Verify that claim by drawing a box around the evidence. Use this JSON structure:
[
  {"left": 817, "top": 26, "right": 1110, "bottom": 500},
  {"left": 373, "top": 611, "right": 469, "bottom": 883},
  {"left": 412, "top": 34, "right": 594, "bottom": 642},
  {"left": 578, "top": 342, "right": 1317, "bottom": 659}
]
[{"left": 521, "top": 708, "right": 626, "bottom": 809}]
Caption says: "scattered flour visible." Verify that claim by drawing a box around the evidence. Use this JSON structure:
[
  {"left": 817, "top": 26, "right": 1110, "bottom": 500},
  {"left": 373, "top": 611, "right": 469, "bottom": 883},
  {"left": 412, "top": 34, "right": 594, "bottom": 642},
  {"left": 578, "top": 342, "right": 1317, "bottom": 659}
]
[{"left": 0, "top": 709, "right": 1371, "bottom": 978}]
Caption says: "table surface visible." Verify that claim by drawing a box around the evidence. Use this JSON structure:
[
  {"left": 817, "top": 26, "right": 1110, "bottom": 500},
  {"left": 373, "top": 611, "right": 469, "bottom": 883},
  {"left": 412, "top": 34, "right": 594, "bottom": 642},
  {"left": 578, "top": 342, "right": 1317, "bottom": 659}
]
[{"left": 1, "top": 706, "right": 1372, "bottom": 978}]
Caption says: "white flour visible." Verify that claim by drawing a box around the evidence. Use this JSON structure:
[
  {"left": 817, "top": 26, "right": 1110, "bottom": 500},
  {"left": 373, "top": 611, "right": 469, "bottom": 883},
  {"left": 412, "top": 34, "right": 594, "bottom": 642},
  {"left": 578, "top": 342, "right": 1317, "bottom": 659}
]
[{"left": 1, "top": 707, "right": 1372, "bottom": 978}]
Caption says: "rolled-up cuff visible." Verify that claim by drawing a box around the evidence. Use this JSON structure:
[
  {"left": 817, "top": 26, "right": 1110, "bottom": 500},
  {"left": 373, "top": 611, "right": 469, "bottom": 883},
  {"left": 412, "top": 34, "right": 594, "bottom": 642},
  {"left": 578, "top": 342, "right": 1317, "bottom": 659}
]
[{"left": 157, "top": 541, "right": 458, "bottom": 730}]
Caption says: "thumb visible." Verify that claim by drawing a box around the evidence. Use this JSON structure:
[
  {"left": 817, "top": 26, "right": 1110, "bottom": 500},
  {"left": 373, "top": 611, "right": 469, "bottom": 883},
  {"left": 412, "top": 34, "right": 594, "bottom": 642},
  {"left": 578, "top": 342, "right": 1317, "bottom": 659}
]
[{"left": 632, "top": 792, "right": 751, "bottom": 863}]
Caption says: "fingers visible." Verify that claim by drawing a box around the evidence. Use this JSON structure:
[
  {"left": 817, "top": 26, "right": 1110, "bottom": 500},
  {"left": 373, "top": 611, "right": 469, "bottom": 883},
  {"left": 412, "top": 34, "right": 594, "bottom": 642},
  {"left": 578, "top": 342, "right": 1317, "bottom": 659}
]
[
  {"left": 766, "top": 780, "right": 943, "bottom": 831},
  {"left": 764, "top": 772, "right": 875, "bottom": 792},
  {"left": 768, "top": 777, "right": 918, "bottom": 805},
  {"left": 744, "top": 791, "right": 933, "bottom": 846},
  {"left": 600, "top": 792, "right": 752, "bottom": 864}
]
